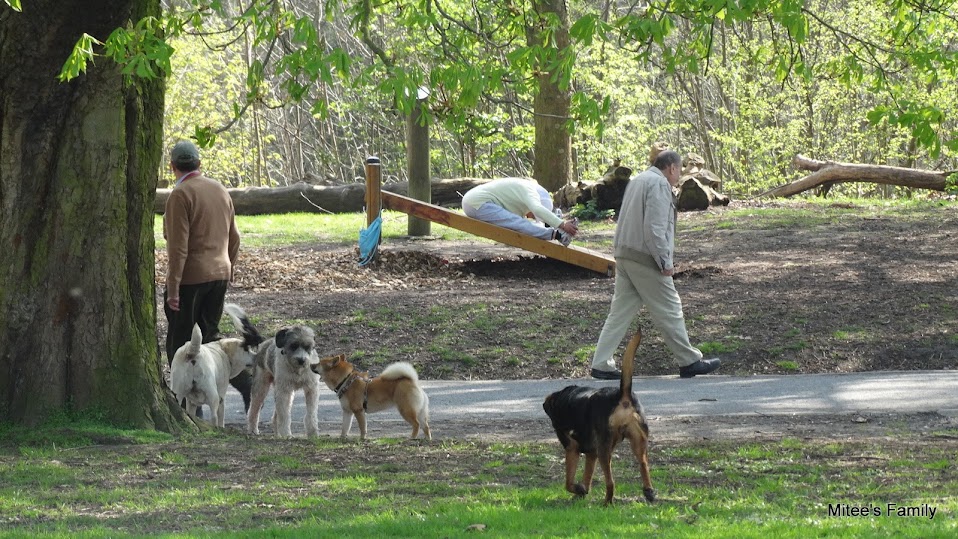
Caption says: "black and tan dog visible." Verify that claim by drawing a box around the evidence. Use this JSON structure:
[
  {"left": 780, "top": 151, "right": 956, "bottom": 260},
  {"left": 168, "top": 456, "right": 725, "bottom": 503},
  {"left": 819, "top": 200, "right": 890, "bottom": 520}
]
[{"left": 543, "top": 329, "right": 655, "bottom": 504}]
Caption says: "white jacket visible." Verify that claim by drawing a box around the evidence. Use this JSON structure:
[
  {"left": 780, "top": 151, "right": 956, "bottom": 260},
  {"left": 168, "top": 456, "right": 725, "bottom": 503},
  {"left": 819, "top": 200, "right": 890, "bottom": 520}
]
[
  {"left": 461, "top": 178, "right": 562, "bottom": 228},
  {"left": 613, "top": 166, "right": 676, "bottom": 271}
]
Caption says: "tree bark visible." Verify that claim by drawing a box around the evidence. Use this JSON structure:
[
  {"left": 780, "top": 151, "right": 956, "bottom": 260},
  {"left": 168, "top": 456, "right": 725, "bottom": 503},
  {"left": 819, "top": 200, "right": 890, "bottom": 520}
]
[
  {"left": 760, "top": 155, "right": 954, "bottom": 198},
  {"left": 154, "top": 178, "right": 493, "bottom": 215},
  {"left": 529, "top": 0, "right": 574, "bottom": 192},
  {"left": 406, "top": 96, "right": 431, "bottom": 235},
  {"left": 0, "top": 0, "right": 188, "bottom": 430}
]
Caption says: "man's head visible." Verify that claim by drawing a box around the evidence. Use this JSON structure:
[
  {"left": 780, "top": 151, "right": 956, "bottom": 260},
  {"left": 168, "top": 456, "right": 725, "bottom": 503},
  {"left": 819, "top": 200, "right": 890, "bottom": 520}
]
[
  {"left": 170, "top": 140, "right": 200, "bottom": 173},
  {"left": 652, "top": 150, "right": 682, "bottom": 187}
]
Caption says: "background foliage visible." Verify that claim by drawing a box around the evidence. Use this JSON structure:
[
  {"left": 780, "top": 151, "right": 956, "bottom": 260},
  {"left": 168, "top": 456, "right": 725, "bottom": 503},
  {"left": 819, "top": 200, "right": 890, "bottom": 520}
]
[{"left": 157, "top": 0, "right": 958, "bottom": 196}]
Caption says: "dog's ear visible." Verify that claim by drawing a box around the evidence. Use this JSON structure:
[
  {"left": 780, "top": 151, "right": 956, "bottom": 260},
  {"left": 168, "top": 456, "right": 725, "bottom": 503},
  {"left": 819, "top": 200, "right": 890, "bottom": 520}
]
[{"left": 275, "top": 328, "right": 290, "bottom": 349}]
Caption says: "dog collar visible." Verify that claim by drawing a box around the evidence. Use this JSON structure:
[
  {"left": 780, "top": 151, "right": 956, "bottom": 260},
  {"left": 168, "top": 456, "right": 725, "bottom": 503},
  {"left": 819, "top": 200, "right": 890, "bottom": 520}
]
[
  {"left": 334, "top": 372, "right": 370, "bottom": 411},
  {"left": 334, "top": 373, "right": 357, "bottom": 398}
]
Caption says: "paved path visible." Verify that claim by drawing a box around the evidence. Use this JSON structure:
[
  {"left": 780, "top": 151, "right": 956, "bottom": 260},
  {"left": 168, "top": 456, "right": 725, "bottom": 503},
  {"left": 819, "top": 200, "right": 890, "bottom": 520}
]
[{"left": 223, "top": 370, "right": 958, "bottom": 436}]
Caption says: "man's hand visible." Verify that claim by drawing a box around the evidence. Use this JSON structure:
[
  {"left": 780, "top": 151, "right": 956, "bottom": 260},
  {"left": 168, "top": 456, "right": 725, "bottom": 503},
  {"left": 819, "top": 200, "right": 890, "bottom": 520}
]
[
  {"left": 558, "top": 219, "right": 579, "bottom": 236},
  {"left": 660, "top": 267, "right": 675, "bottom": 277},
  {"left": 166, "top": 296, "right": 180, "bottom": 312}
]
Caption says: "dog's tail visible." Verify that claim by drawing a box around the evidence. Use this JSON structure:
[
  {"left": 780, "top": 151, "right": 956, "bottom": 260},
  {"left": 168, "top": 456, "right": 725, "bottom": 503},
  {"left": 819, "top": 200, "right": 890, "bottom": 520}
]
[
  {"left": 619, "top": 328, "right": 642, "bottom": 398},
  {"left": 188, "top": 323, "right": 203, "bottom": 358},
  {"left": 223, "top": 303, "right": 265, "bottom": 349},
  {"left": 379, "top": 361, "right": 419, "bottom": 382}
]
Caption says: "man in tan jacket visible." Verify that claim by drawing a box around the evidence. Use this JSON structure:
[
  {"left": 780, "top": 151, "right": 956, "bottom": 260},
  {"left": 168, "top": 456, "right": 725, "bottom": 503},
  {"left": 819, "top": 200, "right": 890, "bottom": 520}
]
[
  {"left": 163, "top": 141, "right": 248, "bottom": 406},
  {"left": 590, "top": 150, "right": 721, "bottom": 380}
]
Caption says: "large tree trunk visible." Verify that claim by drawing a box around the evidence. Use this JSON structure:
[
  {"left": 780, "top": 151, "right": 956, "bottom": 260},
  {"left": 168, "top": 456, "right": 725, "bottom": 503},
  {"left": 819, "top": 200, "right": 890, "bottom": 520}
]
[
  {"left": 154, "top": 178, "right": 493, "bottom": 215},
  {"left": 530, "top": 0, "right": 574, "bottom": 192},
  {"left": 0, "top": 0, "right": 188, "bottom": 430},
  {"left": 761, "top": 155, "right": 954, "bottom": 198}
]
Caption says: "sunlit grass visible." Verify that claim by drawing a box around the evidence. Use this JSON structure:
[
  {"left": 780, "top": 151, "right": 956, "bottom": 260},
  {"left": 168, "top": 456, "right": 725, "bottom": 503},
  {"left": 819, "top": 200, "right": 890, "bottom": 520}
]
[
  {"left": 1, "top": 426, "right": 956, "bottom": 537},
  {"left": 154, "top": 209, "right": 618, "bottom": 251},
  {"left": 153, "top": 196, "right": 958, "bottom": 249}
]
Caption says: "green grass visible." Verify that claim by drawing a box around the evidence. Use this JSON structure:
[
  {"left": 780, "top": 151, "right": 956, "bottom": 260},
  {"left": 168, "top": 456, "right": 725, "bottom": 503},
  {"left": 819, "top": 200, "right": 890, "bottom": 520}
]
[
  {"left": 697, "top": 339, "right": 741, "bottom": 355},
  {"left": 684, "top": 197, "right": 958, "bottom": 238},
  {"left": 0, "top": 425, "right": 955, "bottom": 537},
  {"left": 776, "top": 360, "right": 800, "bottom": 371},
  {"left": 155, "top": 210, "right": 617, "bottom": 250},
  {"left": 153, "top": 197, "right": 956, "bottom": 252}
]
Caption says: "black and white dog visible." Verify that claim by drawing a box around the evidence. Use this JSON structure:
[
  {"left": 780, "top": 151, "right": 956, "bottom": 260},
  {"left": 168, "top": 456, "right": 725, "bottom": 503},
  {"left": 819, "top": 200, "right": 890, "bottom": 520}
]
[{"left": 170, "top": 304, "right": 265, "bottom": 427}]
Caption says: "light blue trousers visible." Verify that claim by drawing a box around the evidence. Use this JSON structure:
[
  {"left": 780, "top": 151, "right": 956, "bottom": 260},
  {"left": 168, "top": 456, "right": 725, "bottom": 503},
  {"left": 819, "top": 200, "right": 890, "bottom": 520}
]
[{"left": 463, "top": 202, "right": 553, "bottom": 240}]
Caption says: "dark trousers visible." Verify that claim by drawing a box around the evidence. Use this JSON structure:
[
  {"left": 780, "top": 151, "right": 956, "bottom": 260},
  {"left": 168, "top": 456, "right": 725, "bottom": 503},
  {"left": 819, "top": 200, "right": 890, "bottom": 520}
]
[
  {"left": 164, "top": 280, "right": 252, "bottom": 411},
  {"left": 164, "top": 280, "right": 230, "bottom": 363}
]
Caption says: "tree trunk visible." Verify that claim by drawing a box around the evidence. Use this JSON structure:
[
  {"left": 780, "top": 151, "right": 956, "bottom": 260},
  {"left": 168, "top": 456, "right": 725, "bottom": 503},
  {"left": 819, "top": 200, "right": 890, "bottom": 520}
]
[
  {"left": 154, "top": 178, "right": 493, "bottom": 215},
  {"left": 530, "top": 0, "right": 574, "bottom": 192},
  {"left": 0, "top": 0, "right": 188, "bottom": 430},
  {"left": 760, "top": 155, "right": 954, "bottom": 198},
  {"left": 406, "top": 96, "right": 431, "bottom": 236}
]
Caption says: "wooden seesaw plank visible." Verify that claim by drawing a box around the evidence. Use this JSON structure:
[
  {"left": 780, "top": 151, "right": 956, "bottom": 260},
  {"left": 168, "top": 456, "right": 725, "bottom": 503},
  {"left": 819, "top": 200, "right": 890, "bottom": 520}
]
[{"left": 381, "top": 191, "right": 616, "bottom": 277}]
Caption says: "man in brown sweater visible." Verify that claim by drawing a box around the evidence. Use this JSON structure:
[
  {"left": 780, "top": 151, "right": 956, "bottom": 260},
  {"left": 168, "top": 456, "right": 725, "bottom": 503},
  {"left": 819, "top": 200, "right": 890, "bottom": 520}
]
[{"left": 163, "top": 140, "right": 249, "bottom": 408}]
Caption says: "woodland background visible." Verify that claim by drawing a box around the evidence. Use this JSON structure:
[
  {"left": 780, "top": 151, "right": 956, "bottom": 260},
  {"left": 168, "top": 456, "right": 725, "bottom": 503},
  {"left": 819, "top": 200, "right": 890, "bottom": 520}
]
[{"left": 161, "top": 0, "right": 958, "bottom": 197}]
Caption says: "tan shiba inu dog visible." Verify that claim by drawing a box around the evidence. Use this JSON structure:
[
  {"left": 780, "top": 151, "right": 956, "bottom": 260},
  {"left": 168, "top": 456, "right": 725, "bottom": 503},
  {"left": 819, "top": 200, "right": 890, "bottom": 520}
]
[{"left": 314, "top": 354, "right": 431, "bottom": 441}]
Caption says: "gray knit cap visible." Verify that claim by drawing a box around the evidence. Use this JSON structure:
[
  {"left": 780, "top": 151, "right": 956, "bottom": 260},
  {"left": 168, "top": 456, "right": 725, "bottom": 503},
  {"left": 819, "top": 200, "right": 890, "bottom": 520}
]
[{"left": 170, "top": 140, "right": 200, "bottom": 167}]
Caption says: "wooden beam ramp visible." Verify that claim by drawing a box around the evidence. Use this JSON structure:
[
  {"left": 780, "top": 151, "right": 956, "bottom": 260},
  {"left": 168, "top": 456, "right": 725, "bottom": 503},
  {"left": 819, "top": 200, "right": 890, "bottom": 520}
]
[{"left": 381, "top": 191, "right": 615, "bottom": 277}]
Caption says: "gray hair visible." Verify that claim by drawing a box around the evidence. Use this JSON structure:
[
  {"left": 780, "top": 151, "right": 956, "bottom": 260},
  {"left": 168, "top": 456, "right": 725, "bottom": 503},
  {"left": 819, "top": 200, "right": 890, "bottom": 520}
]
[{"left": 652, "top": 150, "right": 682, "bottom": 171}]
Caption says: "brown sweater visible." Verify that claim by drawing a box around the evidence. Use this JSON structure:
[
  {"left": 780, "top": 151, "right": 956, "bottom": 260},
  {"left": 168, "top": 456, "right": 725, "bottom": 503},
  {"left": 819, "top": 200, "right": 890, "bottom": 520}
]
[{"left": 164, "top": 173, "right": 240, "bottom": 296}]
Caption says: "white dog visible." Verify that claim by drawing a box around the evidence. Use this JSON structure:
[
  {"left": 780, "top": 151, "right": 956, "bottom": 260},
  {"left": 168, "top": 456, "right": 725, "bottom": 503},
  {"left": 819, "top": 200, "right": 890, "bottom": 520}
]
[
  {"left": 169, "top": 304, "right": 264, "bottom": 427},
  {"left": 246, "top": 325, "right": 321, "bottom": 438}
]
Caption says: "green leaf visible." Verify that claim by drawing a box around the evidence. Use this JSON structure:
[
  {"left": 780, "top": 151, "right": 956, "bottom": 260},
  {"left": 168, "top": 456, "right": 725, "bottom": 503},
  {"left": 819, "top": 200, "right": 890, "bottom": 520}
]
[
  {"left": 865, "top": 106, "right": 888, "bottom": 125},
  {"left": 58, "top": 33, "right": 102, "bottom": 82},
  {"left": 4, "top": 0, "right": 22, "bottom": 12},
  {"left": 193, "top": 127, "right": 215, "bottom": 148},
  {"left": 569, "top": 14, "right": 600, "bottom": 45}
]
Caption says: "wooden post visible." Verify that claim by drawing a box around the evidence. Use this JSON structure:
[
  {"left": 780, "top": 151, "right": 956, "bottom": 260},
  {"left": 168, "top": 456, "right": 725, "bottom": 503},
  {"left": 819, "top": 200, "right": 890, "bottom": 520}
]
[
  {"left": 365, "top": 156, "right": 382, "bottom": 226},
  {"left": 406, "top": 93, "right": 431, "bottom": 236}
]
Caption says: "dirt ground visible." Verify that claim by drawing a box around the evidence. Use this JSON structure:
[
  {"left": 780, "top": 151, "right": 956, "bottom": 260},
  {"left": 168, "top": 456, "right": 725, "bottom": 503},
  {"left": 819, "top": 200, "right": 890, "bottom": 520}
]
[{"left": 155, "top": 199, "right": 958, "bottom": 440}]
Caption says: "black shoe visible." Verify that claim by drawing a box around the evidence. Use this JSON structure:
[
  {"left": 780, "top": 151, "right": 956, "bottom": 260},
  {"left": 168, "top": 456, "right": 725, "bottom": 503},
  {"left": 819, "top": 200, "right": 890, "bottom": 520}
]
[
  {"left": 591, "top": 368, "right": 622, "bottom": 380},
  {"left": 679, "top": 358, "right": 722, "bottom": 378}
]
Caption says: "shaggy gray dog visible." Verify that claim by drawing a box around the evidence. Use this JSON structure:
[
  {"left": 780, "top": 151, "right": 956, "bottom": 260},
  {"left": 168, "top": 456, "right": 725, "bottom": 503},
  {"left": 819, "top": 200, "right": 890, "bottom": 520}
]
[{"left": 246, "top": 325, "right": 321, "bottom": 437}]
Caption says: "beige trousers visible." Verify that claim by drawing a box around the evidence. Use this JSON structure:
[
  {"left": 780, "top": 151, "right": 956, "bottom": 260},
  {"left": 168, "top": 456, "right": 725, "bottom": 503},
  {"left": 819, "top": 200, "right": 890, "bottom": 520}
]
[{"left": 591, "top": 257, "right": 703, "bottom": 371}]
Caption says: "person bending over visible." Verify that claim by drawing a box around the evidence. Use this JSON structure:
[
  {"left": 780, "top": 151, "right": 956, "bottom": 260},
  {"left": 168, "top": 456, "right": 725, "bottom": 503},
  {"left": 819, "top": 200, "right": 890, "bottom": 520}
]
[{"left": 461, "top": 178, "right": 578, "bottom": 246}]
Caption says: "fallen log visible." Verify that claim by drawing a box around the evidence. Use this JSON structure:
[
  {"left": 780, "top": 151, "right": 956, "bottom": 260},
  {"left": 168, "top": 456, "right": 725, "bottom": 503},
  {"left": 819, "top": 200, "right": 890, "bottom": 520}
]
[
  {"left": 760, "top": 155, "right": 955, "bottom": 198},
  {"left": 677, "top": 176, "right": 730, "bottom": 211},
  {"left": 556, "top": 163, "right": 730, "bottom": 213},
  {"left": 154, "top": 178, "right": 490, "bottom": 215},
  {"left": 554, "top": 164, "right": 633, "bottom": 212}
]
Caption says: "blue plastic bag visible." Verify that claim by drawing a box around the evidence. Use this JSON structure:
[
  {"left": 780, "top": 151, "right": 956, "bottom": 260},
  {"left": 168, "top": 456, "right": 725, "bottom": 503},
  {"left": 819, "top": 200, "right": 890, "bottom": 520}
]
[{"left": 358, "top": 215, "right": 382, "bottom": 267}]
